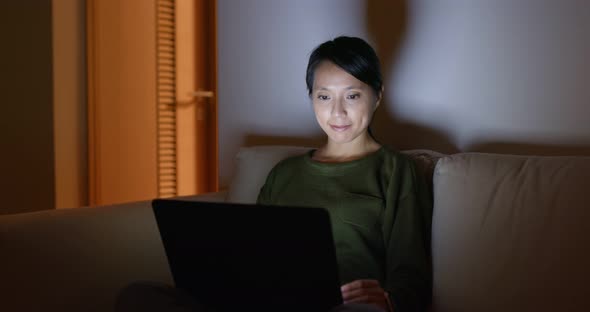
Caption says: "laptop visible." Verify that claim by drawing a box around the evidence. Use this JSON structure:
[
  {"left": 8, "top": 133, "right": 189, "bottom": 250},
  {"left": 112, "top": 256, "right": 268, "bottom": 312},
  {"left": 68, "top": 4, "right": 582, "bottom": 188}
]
[{"left": 152, "top": 199, "right": 343, "bottom": 312}]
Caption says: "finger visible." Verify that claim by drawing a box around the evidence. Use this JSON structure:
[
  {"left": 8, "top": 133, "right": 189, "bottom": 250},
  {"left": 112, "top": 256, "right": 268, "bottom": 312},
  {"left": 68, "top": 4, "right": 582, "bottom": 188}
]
[
  {"left": 343, "top": 293, "right": 387, "bottom": 305},
  {"left": 342, "top": 288, "right": 364, "bottom": 301},
  {"left": 341, "top": 287, "right": 385, "bottom": 301},
  {"left": 343, "top": 294, "right": 370, "bottom": 304},
  {"left": 341, "top": 279, "right": 380, "bottom": 292}
]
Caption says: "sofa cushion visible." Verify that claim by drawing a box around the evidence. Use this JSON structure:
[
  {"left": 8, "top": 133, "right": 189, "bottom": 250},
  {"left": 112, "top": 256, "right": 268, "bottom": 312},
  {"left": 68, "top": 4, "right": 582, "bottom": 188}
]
[
  {"left": 226, "top": 145, "right": 444, "bottom": 204},
  {"left": 431, "top": 153, "right": 590, "bottom": 312}
]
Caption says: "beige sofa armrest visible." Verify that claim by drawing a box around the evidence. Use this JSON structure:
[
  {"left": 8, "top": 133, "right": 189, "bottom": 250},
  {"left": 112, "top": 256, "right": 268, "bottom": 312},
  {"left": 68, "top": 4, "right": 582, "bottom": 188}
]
[{"left": 0, "top": 200, "right": 173, "bottom": 312}]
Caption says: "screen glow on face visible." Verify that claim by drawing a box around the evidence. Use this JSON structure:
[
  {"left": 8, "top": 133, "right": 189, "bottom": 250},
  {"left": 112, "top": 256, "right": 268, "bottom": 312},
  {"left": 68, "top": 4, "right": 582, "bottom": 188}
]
[{"left": 312, "top": 61, "right": 378, "bottom": 146}]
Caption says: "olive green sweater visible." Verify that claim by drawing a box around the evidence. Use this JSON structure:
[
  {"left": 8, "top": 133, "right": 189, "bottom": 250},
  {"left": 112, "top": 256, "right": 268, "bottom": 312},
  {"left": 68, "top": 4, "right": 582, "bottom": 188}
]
[{"left": 256, "top": 146, "right": 432, "bottom": 312}]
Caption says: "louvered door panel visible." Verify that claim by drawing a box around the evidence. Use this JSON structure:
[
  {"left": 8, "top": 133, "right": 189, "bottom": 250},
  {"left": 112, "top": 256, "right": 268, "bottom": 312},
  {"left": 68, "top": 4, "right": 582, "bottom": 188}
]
[{"left": 156, "top": 0, "right": 178, "bottom": 198}]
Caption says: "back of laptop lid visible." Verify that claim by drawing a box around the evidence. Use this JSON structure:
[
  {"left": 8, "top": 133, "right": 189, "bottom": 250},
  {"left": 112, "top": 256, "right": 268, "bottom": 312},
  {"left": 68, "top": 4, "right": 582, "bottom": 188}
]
[{"left": 152, "top": 199, "right": 342, "bottom": 312}]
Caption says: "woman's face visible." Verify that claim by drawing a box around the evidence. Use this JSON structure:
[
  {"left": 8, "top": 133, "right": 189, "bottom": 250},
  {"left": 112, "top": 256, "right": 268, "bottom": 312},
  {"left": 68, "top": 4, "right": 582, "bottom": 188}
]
[{"left": 311, "top": 61, "right": 379, "bottom": 146}]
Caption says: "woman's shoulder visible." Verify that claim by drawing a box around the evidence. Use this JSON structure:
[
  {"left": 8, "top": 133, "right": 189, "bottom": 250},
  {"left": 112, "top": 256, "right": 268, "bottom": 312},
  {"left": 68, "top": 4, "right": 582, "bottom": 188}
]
[
  {"left": 377, "top": 145, "right": 430, "bottom": 185},
  {"left": 382, "top": 146, "right": 443, "bottom": 183},
  {"left": 268, "top": 149, "right": 314, "bottom": 174},
  {"left": 379, "top": 145, "right": 415, "bottom": 167},
  {"left": 380, "top": 145, "right": 439, "bottom": 199}
]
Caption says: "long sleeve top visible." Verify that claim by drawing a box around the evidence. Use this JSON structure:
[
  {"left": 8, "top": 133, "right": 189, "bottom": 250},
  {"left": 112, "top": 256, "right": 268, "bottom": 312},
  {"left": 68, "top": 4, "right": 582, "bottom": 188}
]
[{"left": 256, "top": 146, "right": 432, "bottom": 312}]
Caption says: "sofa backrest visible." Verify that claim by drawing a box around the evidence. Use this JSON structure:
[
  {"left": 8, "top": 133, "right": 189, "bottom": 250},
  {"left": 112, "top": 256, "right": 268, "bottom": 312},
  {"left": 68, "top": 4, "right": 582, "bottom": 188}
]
[{"left": 431, "top": 153, "right": 590, "bottom": 312}]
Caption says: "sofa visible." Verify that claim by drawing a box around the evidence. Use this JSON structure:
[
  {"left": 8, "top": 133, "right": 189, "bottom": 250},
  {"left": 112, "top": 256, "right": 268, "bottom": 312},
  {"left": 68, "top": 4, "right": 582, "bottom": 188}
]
[{"left": 1, "top": 145, "right": 589, "bottom": 312}]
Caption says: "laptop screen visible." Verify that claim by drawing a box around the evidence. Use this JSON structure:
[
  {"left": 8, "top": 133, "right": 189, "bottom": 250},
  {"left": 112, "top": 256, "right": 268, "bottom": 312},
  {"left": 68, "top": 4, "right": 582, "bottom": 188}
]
[{"left": 152, "top": 199, "right": 342, "bottom": 312}]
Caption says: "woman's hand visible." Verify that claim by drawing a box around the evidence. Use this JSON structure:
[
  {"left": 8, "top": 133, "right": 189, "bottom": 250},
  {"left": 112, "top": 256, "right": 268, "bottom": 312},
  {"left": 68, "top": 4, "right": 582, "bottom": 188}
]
[{"left": 340, "top": 279, "right": 391, "bottom": 311}]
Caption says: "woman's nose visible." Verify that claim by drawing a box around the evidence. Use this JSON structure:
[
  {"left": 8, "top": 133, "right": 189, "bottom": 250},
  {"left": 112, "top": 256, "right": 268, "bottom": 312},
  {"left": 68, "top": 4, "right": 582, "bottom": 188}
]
[{"left": 331, "top": 99, "right": 346, "bottom": 117}]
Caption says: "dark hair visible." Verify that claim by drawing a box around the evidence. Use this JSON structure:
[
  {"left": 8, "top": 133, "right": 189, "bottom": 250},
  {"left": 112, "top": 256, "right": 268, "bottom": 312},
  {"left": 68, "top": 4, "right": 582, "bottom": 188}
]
[{"left": 306, "top": 36, "right": 383, "bottom": 97}]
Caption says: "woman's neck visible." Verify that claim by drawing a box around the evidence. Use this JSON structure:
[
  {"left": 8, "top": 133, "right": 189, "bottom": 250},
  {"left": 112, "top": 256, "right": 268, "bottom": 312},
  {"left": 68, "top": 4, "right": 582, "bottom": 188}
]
[{"left": 313, "top": 136, "right": 381, "bottom": 163}]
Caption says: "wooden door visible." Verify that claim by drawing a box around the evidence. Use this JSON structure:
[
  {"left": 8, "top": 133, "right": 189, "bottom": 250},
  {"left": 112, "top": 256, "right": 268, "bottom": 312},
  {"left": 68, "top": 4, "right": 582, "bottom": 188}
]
[
  {"left": 175, "top": 0, "right": 218, "bottom": 196},
  {"left": 87, "top": 0, "right": 217, "bottom": 205}
]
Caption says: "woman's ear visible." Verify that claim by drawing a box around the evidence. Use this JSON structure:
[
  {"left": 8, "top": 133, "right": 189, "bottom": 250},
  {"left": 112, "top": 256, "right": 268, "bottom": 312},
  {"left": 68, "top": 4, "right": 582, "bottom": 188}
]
[{"left": 375, "top": 86, "right": 384, "bottom": 110}]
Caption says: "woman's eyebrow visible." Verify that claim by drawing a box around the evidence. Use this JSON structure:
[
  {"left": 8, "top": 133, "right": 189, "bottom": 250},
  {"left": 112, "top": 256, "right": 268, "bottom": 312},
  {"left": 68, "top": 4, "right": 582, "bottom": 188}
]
[{"left": 316, "top": 86, "right": 363, "bottom": 91}]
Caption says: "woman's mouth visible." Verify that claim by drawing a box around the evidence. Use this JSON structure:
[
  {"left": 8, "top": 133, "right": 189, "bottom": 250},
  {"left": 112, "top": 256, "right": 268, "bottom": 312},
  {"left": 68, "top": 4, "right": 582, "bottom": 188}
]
[{"left": 330, "top": 124, "right": 351, "bottom": 132}]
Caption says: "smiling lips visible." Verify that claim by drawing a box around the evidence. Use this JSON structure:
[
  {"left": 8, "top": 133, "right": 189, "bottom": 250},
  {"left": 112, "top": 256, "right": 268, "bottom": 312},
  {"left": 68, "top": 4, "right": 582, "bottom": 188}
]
[{"left": 330, "top": 124, "right": 351, "bottom": 132}]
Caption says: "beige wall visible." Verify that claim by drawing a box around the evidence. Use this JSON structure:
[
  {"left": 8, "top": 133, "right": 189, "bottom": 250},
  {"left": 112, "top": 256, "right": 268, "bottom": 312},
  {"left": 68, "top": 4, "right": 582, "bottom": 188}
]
[
  {"left": 53, "top": 0, "right": 87, "bottom": 209},
  {"left": 0, "top": 0, "right": 56, "bottom": 214},
  {"left": 217, "top": 0, "right": 590, "bottom": 187},
  {"left": 217, "top": 0, "right": 370, "bottom": 187},
  {"left": 384, "top": 0, "right": 590, "bottom": 154}
]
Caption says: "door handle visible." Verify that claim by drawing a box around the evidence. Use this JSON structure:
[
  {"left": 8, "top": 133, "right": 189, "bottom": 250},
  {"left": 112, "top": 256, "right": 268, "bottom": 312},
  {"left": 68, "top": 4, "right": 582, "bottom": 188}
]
[{"left": 190, "top": 90, "right": 214, "bottom": 98}]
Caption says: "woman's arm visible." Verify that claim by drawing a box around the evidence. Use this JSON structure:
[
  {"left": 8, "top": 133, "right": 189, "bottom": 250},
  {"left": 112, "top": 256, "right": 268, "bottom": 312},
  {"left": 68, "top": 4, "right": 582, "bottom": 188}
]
[
  {"left": 256, "top": 166, "right": 277, "bottom": 205},
  {"left": 382, "top": 157, "right": 433, "bottom": 312}
]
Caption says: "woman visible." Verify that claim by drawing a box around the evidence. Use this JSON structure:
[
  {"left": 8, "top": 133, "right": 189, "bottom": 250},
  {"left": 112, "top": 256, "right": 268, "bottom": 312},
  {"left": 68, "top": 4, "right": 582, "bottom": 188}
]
[
  {"left": 256, "top": 36, "right": 432, "bottom": 312},
  {"left": 117, "top": 36, "right": 431, "bottom": 312}
]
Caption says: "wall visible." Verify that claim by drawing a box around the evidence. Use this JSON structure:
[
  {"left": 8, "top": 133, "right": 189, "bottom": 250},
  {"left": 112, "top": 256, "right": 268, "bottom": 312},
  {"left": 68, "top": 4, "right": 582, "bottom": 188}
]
[
  {"left": 217, "top": 0, "right": 375, "bottom": 187},
  {"left": 0, "top": 1, "right": 56, "bottom": 214},
  {"left": 0, "top": 0, "right": 87, "bottom": 214},
  {"left": 387, "top": 0, "right": 590, "bottom": 154},
  {"left": 217, "top": 0, "right": 590, "bottom": 187},
  {"left": 53, "top": 0, "right": 87, "bottom": 209}
]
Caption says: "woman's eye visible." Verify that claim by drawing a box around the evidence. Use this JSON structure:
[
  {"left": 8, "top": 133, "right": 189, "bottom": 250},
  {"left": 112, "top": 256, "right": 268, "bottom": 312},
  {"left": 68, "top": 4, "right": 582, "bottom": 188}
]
[
  {"left": 347, "top": 94, "right": 360, "bottom": 100},
  {"left": 317, "top": 95, "right": 330, "bottom": 101}
]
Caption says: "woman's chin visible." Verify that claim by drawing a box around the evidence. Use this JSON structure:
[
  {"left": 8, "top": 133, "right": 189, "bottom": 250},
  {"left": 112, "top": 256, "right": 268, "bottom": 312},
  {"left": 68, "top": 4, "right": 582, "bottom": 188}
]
[
  {"left": 326, "top": 134, "right": 355, "bottom": 145},
  {"left": 325, "top": 130, "right": 374, "bottom": 147}
]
